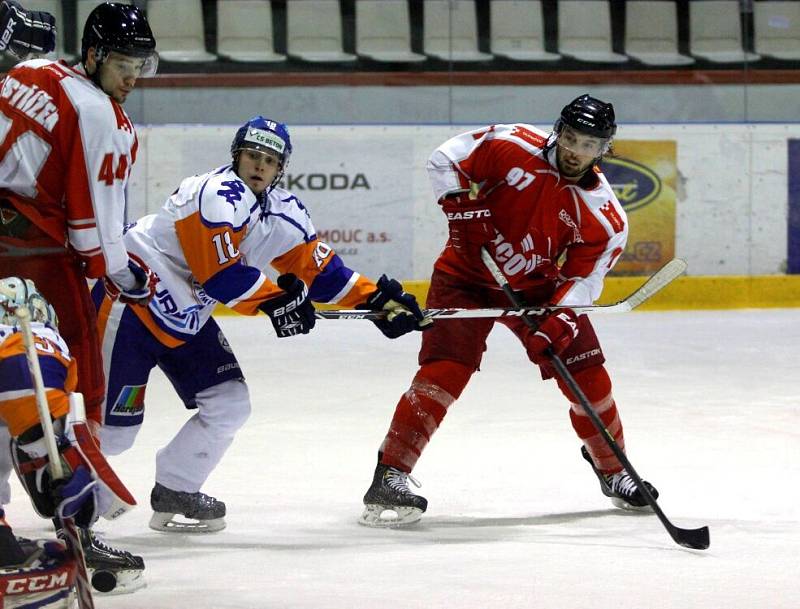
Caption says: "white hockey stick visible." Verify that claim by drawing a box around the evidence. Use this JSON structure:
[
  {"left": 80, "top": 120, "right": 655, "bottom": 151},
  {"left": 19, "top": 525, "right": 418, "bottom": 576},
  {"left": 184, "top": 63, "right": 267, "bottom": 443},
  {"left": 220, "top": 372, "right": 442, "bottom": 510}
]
[
  {"left": 15, "top": 307, "right": 95, "bottom": 609},
  {"left": 315, "top": 258, "right": 688, "bottom": 320}
]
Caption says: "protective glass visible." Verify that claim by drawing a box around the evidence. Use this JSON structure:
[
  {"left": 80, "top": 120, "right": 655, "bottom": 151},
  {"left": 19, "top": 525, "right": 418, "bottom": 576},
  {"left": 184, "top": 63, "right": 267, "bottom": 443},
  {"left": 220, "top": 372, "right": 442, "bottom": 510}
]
[
  {"left": 104, "top": 50, "right": 159, "bottom": 79},
  {"left": 557, "top": 125, "right": 610, "bottom": 158}
]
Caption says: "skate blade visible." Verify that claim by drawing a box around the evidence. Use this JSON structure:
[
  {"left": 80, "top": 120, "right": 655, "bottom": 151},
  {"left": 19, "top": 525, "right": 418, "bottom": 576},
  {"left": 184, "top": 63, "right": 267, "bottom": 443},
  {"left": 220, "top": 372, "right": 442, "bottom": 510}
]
[
  {"left": 149, "top": 512, "right": 226, "bottom": 534},
  {"left": 358, "top": 504, "right": 423, "bottom": 528},
  {"left": 610, "top": 497, "right": 653, "bottom": 512},
  {"left": 90, "top": 566, "right": 147, "bottom": 595}
]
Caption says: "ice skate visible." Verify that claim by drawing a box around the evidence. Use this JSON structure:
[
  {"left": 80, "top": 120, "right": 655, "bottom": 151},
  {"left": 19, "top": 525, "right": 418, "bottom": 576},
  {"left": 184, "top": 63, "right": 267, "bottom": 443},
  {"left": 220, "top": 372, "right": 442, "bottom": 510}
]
[
  {"left": 359, "top": 462, "right": 427, "bottom": 527},
  {"left": 581, "top": 446, "right": 658, "bottom": 511},
  {"left": 77, "top": 527, "right": 145, "bottom": 595},
  {"left": 149, "top": 482, "right": 226, "bottom": 533}
]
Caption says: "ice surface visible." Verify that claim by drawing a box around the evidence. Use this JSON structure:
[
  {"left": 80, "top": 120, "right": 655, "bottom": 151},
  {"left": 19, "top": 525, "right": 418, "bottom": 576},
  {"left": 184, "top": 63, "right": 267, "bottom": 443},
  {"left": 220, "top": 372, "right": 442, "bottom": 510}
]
[{"left": 6, "top": 310, "right": 799, "bottom": 608}]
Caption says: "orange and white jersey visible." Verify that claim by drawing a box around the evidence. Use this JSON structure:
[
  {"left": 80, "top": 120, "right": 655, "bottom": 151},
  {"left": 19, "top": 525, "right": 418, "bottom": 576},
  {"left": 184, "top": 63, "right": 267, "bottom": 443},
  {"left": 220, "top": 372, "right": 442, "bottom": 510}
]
[
  {"left": 121, "top": 165, "right": 376, "bottom": 344},
  {"left": 428, "top": 123, "right": 627, "bottom": 306},
  {"left": 0, "top": 322, "right": 76, "bottom": 437},
  {"left": 0, "top": 59, "right": 137, "bottom": 282}
]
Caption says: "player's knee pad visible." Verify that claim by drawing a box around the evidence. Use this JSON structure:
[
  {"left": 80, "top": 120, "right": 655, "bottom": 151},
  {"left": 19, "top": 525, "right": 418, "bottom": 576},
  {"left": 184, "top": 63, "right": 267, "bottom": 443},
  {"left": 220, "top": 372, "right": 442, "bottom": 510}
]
[
  {"left": 416, "top": 359, "right": 474, "bottom": 401},
  {"left": 196, "top": 379, "right": 251, "bottom": 436},
  {"left": 557, "top": 364, "right": 612, "bottom": 405}
]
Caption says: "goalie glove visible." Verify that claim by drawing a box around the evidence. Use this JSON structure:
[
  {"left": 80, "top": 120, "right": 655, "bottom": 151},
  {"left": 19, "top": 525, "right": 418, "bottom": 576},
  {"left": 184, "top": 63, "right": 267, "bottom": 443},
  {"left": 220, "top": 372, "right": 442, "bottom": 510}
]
[
  {"left": 258, "top": 273, "right": 316, "bottom": 338},
  {"left": 528, "top": 308, "right": 579, "bottom": 364},
  {"left": 358, "top": 275, "right": 433, "bottom": 339},
  {"left": 0, "top": 0, "right": 56, "bottom": 60},
  {"left": 103, "top": 252, "right": 158, "bottom": 306}
]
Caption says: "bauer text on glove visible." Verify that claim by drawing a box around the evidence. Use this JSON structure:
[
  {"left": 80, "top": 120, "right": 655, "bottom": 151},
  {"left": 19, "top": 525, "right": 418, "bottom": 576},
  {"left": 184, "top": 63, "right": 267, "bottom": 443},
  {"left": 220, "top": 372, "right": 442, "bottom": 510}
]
[
  {"left": 358, "top": 274, "right": 433, "bottom": 339},
  {"left": 0, "top": 1, "right": 56, "bottom": 60},
  {"left": 258, "top": 273, "right": 316, "bottom": 338}
]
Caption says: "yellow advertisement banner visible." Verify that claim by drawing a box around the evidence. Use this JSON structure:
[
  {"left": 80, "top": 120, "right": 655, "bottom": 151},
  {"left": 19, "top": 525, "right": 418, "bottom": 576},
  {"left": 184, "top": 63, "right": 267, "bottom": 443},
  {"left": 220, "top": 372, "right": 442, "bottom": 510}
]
[{"left": 600, "top": 140, "right": 677, "bottom": 276}]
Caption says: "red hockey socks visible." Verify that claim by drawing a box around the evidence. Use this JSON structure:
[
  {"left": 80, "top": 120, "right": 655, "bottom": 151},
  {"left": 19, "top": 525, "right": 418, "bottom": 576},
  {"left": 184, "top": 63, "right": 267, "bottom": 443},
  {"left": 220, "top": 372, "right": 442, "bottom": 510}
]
[
  {"left": 559, "top": 365, "right": 626, "bottom": 474},
  {"left": 380, "top": 360, "right": 473, "bottom": 473}
]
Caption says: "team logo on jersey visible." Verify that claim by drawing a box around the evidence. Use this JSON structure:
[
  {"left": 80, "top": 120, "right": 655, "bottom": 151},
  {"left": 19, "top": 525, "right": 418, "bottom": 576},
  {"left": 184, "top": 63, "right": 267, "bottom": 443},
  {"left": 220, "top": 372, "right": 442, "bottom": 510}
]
[
  {"left": 110, "top": 385, "right": 146, "bottom": 416},
  {"left": 218, "top": 331, "right": 233, "bottom": 354},
  {"left": 600, "top": 157, "right": 661, "bottom": 212}
]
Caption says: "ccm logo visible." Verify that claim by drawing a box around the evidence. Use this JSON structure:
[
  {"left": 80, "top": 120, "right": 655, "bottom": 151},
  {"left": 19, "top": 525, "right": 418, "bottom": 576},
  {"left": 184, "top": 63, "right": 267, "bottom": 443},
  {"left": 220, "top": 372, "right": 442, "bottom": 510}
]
[
  {"left": 446, "top": 210, "right": 491, "bottom": 220},
  {"left": 4, "top": 572, "right": 70, "bottom": 593}
]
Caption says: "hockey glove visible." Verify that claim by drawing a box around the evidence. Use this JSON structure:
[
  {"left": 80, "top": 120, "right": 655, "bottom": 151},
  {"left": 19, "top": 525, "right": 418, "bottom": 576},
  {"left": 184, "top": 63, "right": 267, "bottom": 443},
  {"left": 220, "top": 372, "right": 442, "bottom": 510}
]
[
  {"left": 258, "top": 273, "right": 316, "bottom": 338},
  {"left": 528, "top": 308, "right": 579, "bottom": 364},
  {"left": 103, "top": 252, "right": 158, "bottom": 306},
  {"left": 358, "top": 275, "right": 433, "bottom": 339},
  {"left": 0, "top": 1, "right": 56, "bottom": 60},
  {"left": 439, "top": 191, "right": 495, "bottom": 260}
]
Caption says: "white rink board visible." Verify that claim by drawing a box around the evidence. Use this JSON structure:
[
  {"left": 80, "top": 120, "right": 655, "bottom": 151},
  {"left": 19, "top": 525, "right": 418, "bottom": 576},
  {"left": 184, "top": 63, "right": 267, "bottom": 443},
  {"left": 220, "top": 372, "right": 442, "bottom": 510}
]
[{"left": 127, "top": 124, "right": 798, "bottom": 279}]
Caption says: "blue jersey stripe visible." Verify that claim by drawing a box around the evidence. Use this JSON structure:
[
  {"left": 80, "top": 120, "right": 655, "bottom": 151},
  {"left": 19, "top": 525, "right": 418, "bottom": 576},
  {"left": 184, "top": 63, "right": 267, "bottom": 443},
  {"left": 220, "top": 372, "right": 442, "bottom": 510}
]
[
  {"left": 204, "top": 262, "right": 263, "bottom": 304},
  {"left": 308, "top": 255, "right": 355, "bottom": 303},
  {"left": 0, "top": 353, "right": 67, "bottom": 392}
]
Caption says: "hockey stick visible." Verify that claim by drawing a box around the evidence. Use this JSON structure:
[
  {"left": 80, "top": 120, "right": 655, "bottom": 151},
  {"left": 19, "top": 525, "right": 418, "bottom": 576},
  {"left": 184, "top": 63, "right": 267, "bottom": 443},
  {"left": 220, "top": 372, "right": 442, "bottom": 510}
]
[
  {"left": 15, "top": 307, "right": 96, "bottom": 608},
  {"left": 315, "top": 257, "right": 688, "bottom": 320},
  {"left": 479, "top": 249, "right": 710, "bottom": 550}
]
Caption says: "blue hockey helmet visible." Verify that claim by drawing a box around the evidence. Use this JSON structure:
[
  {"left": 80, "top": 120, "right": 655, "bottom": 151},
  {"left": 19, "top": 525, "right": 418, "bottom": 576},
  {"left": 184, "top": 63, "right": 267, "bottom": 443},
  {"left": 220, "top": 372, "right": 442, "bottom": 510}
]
[{"left": 230, "top": 116, "right": 292, "bottom": 168}]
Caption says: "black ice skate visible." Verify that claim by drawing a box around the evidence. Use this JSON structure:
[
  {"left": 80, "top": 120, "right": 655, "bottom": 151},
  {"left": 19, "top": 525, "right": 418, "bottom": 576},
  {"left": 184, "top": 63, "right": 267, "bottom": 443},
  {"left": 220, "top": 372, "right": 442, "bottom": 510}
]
[
  {"left": 149, "top": 482, "right": 226, "bottom": 533},
  {"left": 76, "top": 527, "right": 145, "bottom": 595},
  {"left": 581, "top": 446, "right": 659, "bottom": 511},
  {"left": 359, "top": 462, "right": 428, "bottom": 527}
]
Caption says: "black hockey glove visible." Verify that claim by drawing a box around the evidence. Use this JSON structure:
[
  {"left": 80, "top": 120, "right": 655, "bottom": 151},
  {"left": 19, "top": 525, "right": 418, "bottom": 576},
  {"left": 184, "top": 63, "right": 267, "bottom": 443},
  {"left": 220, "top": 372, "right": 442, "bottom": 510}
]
[
  {"left": 0, "top": 1, "right": 56, "bottom": 60},
  {"left": 358, "top": 275, "right": 432, "bottom": 339},
  {"left": 258, "top": 273, "right": 316, "bottom": 338}
]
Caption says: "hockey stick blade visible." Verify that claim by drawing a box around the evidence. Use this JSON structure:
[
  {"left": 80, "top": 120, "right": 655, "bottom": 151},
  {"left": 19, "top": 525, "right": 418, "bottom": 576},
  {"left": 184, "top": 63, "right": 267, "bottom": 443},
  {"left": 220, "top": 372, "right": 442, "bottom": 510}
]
[
  {"left": 316, "top": 257, "right": 687, "bottom": 320},
  {"left": 478, "top": 250, "right": 709, "bottom": 551}
]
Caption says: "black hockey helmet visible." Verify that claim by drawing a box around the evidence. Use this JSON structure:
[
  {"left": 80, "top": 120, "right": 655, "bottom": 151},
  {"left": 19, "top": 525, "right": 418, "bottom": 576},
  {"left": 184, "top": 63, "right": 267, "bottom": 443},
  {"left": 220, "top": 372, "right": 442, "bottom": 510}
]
[
  {"left": 555, "top": 94, "right": 617, "bottom": 139},
  {"left": 81, "top": 2, "right": 158, "bottom": 75}
]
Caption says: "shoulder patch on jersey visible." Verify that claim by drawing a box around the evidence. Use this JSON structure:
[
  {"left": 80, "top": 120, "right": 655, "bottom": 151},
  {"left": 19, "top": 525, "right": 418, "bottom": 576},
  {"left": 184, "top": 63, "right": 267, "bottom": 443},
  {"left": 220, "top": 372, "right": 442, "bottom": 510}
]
[
  {"left": 509, "top": 125, "right": 547, "bottom": 148},
  {"left": 599, "top": 200, "right": 625, "bottom": 234}
]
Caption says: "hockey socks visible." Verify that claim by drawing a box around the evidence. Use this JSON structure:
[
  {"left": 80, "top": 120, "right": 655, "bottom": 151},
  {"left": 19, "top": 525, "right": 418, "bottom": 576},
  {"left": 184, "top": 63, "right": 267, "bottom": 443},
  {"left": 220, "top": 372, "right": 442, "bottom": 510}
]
[{"left": 379, "top": 360, "right": 472, "bottom": 473}]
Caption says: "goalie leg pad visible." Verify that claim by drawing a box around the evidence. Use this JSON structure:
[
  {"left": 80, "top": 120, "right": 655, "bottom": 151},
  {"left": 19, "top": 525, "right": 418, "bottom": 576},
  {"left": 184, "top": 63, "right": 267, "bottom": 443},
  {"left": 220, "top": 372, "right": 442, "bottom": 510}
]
[{"left": 0, "top": 538, "right": 77, "bottom": 609}]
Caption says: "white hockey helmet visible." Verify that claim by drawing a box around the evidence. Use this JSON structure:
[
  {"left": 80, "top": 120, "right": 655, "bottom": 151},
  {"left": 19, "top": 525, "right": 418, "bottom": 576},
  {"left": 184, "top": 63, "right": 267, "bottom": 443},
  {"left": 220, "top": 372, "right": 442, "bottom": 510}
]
[{"left": 0, "top": 277, "right": 58, "bottom": 327}]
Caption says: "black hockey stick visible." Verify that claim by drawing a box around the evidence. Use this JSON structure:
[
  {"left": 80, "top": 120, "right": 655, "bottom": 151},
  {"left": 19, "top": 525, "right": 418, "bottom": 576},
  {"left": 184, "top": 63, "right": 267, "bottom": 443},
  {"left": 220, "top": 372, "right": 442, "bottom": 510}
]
[
  {"left": 479, "top": 249, "right": 710, "bottom": 550},
  {"left": 315, "top": 257, "right": 688, "bottom": 321},
  {"left": 16, "top": 307, "right": 96, "bottom": 608}
]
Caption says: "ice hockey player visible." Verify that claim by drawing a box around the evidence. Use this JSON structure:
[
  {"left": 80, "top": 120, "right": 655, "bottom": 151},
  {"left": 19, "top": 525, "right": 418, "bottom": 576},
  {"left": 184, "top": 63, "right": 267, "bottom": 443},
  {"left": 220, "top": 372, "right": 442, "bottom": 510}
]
[
  {"left": 359, "top": 94, "right": 659, "bottom": 527},
  {"left": 92, "top": 115, "right": 431, "bottom": 533},
  {"left": 0, "top": 2, "right": 158, "bottom": 587},
  {"left": 0, "top": 277, "right": 140, "bottom": 605},
  {"left": 0, "top": 0, "right": 56, "bottom": 60}
]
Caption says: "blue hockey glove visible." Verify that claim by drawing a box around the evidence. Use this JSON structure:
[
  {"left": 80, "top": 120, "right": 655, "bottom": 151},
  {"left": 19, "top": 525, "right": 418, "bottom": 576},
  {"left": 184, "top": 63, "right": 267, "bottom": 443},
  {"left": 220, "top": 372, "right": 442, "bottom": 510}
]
[
  {"left": 258, "top": 273, "right": 316, "bottom": 338},
  {"left": 0, "top": 1, "right": 56, "bottom": 60},
  {"left": 358, "top": 275, "right": 433, "bottom": 339}
]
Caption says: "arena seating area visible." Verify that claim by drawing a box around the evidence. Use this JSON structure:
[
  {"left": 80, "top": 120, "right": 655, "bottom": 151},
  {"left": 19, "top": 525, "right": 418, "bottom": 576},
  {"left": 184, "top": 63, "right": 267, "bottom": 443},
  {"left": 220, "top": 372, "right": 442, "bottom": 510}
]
[{"left": 6, "top": 0, "right": 799, "bottom": 73}]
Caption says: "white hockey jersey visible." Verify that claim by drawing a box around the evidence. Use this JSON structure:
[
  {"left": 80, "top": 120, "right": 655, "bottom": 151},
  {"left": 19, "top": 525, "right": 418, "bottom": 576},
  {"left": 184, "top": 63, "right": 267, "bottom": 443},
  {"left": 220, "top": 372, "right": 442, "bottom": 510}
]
[{"left": 121, "top": 165, "right": 377, "bottom": 344}]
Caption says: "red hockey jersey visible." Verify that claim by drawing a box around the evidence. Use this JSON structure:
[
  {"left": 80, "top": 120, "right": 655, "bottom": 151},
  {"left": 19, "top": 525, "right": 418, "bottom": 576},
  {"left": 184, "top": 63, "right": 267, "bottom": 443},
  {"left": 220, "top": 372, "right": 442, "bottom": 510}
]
[
  {"left": 428, "top": 123, "right": 627, "bottom": 306},
  {"left": 0, "top": 58, "right": 137, "bottom": 280}
]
